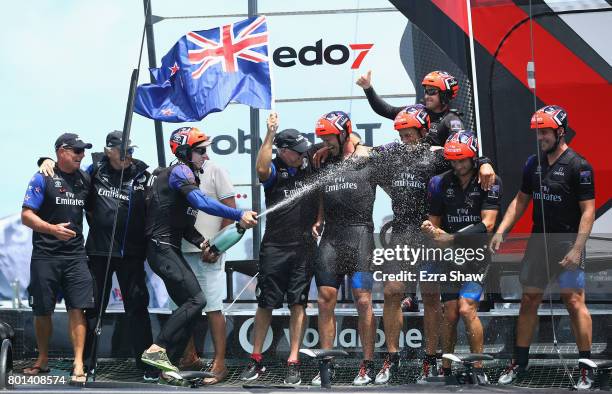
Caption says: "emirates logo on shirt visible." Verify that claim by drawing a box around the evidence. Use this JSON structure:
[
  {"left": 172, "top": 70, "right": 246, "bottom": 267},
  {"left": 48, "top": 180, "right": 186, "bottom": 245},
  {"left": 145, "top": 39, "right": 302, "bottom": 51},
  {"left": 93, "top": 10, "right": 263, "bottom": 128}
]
[{"left": 533, "top": 185, "right": 562, "bottom": 202}]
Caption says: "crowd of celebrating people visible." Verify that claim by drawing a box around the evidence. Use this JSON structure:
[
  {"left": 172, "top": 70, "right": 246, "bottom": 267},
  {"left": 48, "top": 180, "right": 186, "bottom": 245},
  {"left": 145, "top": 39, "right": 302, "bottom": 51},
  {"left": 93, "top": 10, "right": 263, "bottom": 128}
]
[{"left": 21, "top": 70, "right": 595, "bottom": 389}]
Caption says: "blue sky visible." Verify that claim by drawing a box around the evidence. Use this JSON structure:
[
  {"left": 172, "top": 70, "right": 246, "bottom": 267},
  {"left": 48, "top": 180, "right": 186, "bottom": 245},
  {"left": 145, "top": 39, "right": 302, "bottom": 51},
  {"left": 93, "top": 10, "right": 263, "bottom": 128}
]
[{"left": 1, "top": 0, "right": 415, "bottom": 259}]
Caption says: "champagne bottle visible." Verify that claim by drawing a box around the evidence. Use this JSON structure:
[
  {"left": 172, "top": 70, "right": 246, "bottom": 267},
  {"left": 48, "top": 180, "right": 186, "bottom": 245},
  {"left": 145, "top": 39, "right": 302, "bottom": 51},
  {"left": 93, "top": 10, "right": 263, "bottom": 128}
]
[{"left": 208, "top": 223, "right": 246, "bottom": 254}]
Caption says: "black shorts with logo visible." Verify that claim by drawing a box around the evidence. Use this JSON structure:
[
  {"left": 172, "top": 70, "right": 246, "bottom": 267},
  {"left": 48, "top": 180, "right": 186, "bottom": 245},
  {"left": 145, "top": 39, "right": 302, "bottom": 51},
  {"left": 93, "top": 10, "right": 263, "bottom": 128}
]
[
  {"left": 256, "top": 238, "right": 316, "bottom": 309},
  {"left": 314, "top": 225, "right": 374, "bottom": 288},
  {"left": 28, "top": 258, "right": 94, "bottom": 316}
]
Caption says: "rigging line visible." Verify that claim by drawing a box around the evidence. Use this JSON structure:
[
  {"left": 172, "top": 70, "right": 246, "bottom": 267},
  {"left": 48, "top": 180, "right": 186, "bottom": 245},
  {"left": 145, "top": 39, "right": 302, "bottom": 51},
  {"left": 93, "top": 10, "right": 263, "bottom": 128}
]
[
  {"left": 348, "top": 0, "right": 361, "bottom": 118},
  {"left": 527, "top": 0, "right": 576, "bottom": 386}
]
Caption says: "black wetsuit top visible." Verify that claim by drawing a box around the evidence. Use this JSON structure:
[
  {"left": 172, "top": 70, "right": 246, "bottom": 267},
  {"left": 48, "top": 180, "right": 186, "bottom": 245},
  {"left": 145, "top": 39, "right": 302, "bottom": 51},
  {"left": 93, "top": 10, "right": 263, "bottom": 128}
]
[
  {"left": 363, "top": 86, "right": 464, "bottom": 146},
  {"left": 320, "top": 154, "right": 379, "bottom": 229}
]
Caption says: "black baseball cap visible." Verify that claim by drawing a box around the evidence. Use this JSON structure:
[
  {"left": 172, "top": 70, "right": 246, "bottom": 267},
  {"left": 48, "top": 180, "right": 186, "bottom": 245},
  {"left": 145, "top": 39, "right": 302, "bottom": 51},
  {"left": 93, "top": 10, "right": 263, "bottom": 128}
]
[
  {"left": 54, "top": 133, "right": 93, "bottom": 151},
  {"left": 106, "top": 130, "right": 136, "bottom": 149},
  {"left": 273, "top": 129, "right": 311, "bottom": 153}
]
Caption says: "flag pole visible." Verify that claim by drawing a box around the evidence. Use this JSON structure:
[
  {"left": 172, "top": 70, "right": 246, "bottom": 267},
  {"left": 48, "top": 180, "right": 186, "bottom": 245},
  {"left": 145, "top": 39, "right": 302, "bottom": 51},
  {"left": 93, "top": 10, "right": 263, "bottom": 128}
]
[
  {"left": 466, "top": 0, "right": 483, "bottom": 156},
  {"left": 265, "top": 15, "right": 276, "bottom": 112},
  {"left": 248, "top": 0, "right": 262, "bottom": 260}
]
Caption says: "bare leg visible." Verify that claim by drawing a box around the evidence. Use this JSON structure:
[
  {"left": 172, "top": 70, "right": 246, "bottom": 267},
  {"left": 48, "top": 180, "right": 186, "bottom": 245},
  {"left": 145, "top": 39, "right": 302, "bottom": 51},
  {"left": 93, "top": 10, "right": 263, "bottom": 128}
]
[
  {"left": 441, "top": 300, "right": 459, "bottom": 369},
  {"left": 207, "top": 311, "right": 227, "bottom": 372},
  {"left": 353, "top": 289, "right": 375, "bottom": 360},
  {"left": 421, "top": 282, "right": 442, "bottom": 356},
  {"left": 382, "top": 281, "right": 404, "bottom": 353},
  {"left": 288, "top": 304, "right": 306, "bottom": 361},
  {"left": 317, "top": 286, "right": 338, "bottom": 350},
  {"left": 68, "top": 309, "right": 87, "bottom": 376},
  {"left": 252, "top": 307, "right": 273, "bottom": 355},
  {"left": 459, "top": 298, "right": 484, "bottom": 368},
  {"left": 561, "top": 289, "right": 591, "bottom": 351},
  {"left": 515, "top": 289, "right": 543, "bottom": 348},
  {"left": 24, "top": 315, "right": 52, "bottom": 373}
]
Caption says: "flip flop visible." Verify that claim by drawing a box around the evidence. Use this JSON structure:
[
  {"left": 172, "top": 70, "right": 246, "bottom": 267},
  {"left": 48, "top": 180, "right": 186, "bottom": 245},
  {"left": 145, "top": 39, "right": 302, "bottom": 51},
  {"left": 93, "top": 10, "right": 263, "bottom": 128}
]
[
  {"left": 202, "top": 367, "right": 229, "bottom": 385},
  {"left": 69, "top": 373, "right": 87, "bottom": 386},
  {"left": 22, "top": 366, "right": 50, "bottom": 376}
]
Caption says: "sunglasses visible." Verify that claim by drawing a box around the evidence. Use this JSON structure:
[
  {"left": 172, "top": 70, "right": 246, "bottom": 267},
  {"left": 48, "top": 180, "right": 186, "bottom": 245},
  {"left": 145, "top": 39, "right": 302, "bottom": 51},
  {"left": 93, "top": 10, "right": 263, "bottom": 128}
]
[
  {"left": 62, "top": 146, "right": 85, "bottom": 154},
  {"left": 192, "top": 147, "right": 207, "bottom": 155},
  {"left": 424, "top": 87, "right": 440, "bottom": 96}
]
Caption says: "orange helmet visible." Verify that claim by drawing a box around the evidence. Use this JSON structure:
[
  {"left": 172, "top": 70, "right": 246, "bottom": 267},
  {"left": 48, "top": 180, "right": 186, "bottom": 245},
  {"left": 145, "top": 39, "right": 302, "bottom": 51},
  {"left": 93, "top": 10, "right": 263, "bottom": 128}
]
[
  {"left": 394, "top": 104, "right": 430, "bottom": 131},
  {"left": 315, "top": 111, "right": 352, "bottom": 143},
  {"left": 530, "top": 105, "right": 568, "bottom": 130},
  {"left": 443, "top": 130, "right": 478, "bottom": 160},
  {"left": 422, "top": 71, "right": 459, "bottom": 102},
  {"left": 169, "top": 127, "right": 210, "bottom": 160}
]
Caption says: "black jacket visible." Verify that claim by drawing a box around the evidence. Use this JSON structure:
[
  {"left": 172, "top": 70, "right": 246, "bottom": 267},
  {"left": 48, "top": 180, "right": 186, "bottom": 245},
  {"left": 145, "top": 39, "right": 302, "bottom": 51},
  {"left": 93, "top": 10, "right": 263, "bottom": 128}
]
[{"left": 85, "top": 152, "right": 150, "bottom": 259}]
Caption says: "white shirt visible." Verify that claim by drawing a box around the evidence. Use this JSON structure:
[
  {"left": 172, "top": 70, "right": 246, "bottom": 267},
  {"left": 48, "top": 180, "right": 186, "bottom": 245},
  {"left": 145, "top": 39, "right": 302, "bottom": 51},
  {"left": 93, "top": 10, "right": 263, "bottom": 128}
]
[{"left": 182, "top": 160, "right": 235, "bottom": 253}]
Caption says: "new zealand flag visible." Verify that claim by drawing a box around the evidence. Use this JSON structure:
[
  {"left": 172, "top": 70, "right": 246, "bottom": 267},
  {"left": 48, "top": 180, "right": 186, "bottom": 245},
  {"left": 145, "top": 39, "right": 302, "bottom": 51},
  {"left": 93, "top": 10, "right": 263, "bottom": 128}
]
[{"left": 134, "top": 16, "right": 272, "bottom": 122}]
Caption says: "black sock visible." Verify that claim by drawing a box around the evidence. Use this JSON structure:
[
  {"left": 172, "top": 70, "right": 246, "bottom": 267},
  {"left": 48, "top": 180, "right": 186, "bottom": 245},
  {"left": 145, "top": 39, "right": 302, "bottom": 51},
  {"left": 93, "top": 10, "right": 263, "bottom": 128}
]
[
  {"left": 578, "top": 350, "right": 592, "bottom": 370},
  {"left": 425, "top": 354, "right": 437, "bottom": 367},
  {"left": 388, "top": 352, "right": 400, "bottom": 363},
  {"left": 515, "top": 346, "right": 529, "bottom": 368}
]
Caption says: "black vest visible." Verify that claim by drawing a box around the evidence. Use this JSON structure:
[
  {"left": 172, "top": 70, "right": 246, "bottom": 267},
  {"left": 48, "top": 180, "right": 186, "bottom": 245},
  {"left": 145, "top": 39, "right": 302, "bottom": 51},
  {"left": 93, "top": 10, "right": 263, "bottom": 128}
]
[
  {"left": 32, "top": 168, "right": 90, "bottom": 259},
  {"left": 85, "top": 153, "right": 149, "bottom": 258},
  {"left": 145, "top": 164, "right": 199, "bottom": 247},
  {"left": 426, "top": 109, "right": 463, "bottom": 146}
]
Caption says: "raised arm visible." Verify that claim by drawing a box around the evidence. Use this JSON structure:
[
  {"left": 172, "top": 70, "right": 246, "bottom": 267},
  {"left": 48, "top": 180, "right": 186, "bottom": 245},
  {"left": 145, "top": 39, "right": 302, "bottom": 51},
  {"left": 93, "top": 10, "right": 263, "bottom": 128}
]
[
  {"left": 256, "top": 113, "right": 278, "bottom": 183},
  {"left": 356, "top": 70, "right": 404, "bottom": 120}
]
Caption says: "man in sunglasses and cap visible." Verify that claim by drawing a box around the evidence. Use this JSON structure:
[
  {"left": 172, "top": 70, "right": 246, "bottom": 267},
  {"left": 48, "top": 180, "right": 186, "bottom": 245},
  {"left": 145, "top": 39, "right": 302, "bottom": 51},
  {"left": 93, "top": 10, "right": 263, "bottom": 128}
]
[
  {"left": 38, "top": 130, "right": 158, "bottom": 381},
  {"left": 239, "top": 113, "right": 318, "bottom": 385},
  {"left": 22, "top": 133, "right": 95, "bottom": 384}
]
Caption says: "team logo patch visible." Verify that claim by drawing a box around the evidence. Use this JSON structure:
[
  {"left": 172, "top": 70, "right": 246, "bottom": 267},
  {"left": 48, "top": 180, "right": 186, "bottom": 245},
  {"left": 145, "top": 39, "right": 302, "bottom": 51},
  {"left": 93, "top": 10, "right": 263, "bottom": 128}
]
[
  {"left": 580, "top": 170, "right": 592, "bottom": 185},
  {"left": 488, "top": 184, "right": 500, "bottom": 199},
  {"left": 54, "top": 180, "right": 62, "bottom": 188},
  {"left": 553, "top": 166, "right": 565, "bottom": 177}
]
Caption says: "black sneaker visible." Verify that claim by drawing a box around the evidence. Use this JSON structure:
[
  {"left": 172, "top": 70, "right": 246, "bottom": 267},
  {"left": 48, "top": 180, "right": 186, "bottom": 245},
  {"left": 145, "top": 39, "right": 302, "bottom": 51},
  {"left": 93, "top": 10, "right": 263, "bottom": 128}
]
[
  {"left": 353, "top": 360, "right": 375, "bottom": 386},
  {"left": 141, "top": 350, "right": 178, "bottom": 372},
  {"left": 143, "top": 369, "right": 160, "bottom": 383},
  {"left": 240, "top": 359, "right": 266, "bottom": 381},
  {"left": 284, "top": 362, "right": 301, "bottom": 385}
]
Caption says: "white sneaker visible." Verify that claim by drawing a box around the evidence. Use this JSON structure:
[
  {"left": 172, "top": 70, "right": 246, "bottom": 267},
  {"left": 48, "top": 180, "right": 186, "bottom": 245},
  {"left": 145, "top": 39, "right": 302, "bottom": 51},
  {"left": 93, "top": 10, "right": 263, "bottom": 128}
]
[
  {"left": 311, "top": 363, "right": 335, "bottom": 386},
  {"left": 498, "top": 363, "right": 528, "bottom": 385},
  {"left": 353, "top": 360, "right": 374, "bottom": 386},
  {"left": 574, "top": 368, "right": 594, "bottom": 390},
  {"left": 374, "top": 353, "right": 400, "bottom": 385},
  {"left": 474, "top": 369, "right": 489, "bottom": 385},
  {"left": 416, "top": 359, "right": 438, "bottom": 384},
  {"left": 311, "top": 372, "right": 321, "bottom": 386}
]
